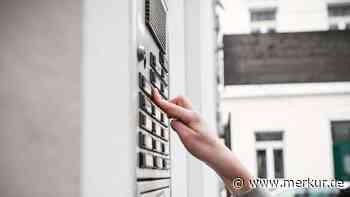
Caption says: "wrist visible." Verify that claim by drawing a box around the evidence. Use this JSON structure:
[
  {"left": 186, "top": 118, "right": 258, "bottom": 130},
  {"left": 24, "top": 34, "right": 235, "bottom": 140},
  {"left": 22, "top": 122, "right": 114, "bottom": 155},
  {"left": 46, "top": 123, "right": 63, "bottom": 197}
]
[
  {"left": 207, "top": 139, "right": 230, "bottom": 166},
  {"left": 207, "top": 142, "right": 253, "bottom": 192}
]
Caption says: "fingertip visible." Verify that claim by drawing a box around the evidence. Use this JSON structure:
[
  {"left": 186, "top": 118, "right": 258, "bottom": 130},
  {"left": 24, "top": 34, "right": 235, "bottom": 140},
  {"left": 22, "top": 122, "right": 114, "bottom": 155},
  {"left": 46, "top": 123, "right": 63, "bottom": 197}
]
[
  {"left": 153, "top": 92, "right": 193, "bottom": 124},
  {"left": 152, "top": 88, "right": 161, "bottom": 102},
  {"left": 151, "top": 87, "right": 157, "bottom": 97},
  {"left": 170, "top": 119, "right": 178, "bottom": 130}
]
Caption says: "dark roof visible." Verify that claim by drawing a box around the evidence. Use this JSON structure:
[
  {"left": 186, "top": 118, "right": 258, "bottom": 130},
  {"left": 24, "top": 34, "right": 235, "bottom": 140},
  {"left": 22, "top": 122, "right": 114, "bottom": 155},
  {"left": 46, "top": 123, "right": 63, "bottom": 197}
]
[{"left": 223, "top": 31, "right": 350, "bottom": 85}]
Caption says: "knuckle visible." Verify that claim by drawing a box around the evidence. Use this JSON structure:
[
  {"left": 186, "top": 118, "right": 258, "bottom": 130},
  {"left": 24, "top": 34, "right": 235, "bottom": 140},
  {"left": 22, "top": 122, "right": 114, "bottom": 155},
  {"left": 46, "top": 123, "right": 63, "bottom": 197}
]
[
  {"left": 177, "top": 95, "right": 186, "bottom": 101},
  {"left": 190, "top": 111, "right": 201, "bottom": 122}
]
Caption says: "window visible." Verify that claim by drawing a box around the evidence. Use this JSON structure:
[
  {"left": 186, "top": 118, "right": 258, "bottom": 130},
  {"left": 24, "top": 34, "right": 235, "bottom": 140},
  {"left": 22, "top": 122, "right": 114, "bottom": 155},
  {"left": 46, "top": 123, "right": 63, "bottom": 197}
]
[
  {"left": 329, "top": 23, "right": 339, "bottom": 30},
  {"left": 267, "top": 28, "right": 276, "bottom": 33},
  {"left": 257, "top": 150, "right": 267, "bottom": 178},
  {"left": 332, "top": 121, "right": 350, "bottom": 144},
  {"left": 331, "top": 121, "right": 350, "bottom": 181},
  {"left": 273, "top": 149, "right": 284, "bottom": 178},
  {"left": 250, "top": 8, "right": 276, "bottom": 22},
  {"left": 256, "top": 132, "right": 283, "bottom": 141},
  {"left": 255, "top": 131, "right": 284, "bottom": 179},
  {"left": 251, "top": 28, "right": 261, "bottom": 34},
  {"left": 328, "top": 3, "right": 350, "bottom": 17},
  {"left": 328, "top": 4, "right": 350, "bottom": 31},
  {"left": 250, "top": 8, "right": 277, "bottom": 34},
  {"left": 346, "top": 23, "right": 350, "bottom": 30}
]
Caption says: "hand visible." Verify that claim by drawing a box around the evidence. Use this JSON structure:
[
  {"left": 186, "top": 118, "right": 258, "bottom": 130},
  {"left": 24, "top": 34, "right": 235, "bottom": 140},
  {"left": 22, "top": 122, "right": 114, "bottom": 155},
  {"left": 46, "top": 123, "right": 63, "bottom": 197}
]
[
  {"left": 152, "top": 88, "right": 220, "bottom": 163},
  {"left": 152, "top": 89, "right": 254, "bottom": 194}
]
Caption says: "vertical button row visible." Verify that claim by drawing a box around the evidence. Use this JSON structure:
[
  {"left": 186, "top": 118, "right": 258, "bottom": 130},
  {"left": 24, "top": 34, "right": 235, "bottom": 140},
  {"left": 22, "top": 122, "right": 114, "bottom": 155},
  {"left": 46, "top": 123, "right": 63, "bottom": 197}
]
[
  {"left": 138, "top": 50, "right": 170, "bottom": 172},
  {"left": 139, "top": 73, "right": 152, "bottom": 97},
  {"left": 159, "top": 51, "right": 169, "bottom": 72},
  {"left": 149, "top": 52, "right": 169, "bottom": 99},
  {"left": 139, "top": 112, "right": 153, "bottom": 132},
  {"left": 150, "top": 53, "right": 163, "bottom": 82},
  {"left": 151, "top": 52, "right": 168, "bottom": 85},
  {"left": 150, "top": 70, "right": 168, "bottom": 99}
]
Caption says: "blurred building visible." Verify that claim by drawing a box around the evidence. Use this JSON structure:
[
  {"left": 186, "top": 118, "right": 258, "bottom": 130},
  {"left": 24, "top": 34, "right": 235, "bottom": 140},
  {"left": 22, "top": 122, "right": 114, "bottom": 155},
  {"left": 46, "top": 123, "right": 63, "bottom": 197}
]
[
  {"left": 223, "top": 0, "right": 350, "bottom": 34},
  {"left": 0, "top": 0, "right": 224, "bottom": 197},
  {"left": 222, "top": 31, "right": 350, "bottom": 193}
]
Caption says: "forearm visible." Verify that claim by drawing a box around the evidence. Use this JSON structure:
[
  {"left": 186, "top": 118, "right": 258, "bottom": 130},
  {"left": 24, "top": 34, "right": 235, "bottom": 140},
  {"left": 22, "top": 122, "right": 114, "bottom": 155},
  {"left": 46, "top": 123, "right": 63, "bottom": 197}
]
[
  {"left": 152, "top": 91, "right": 271, "bottom": 196},
  {"left": 206, "top": 141, "right": 253, "bottom": 193},
  {"left": 219, "top": 175, "right": 271, "bottom": 197},
  {"left": 207, "top": 143, "right": 271, "bottom": 196}
]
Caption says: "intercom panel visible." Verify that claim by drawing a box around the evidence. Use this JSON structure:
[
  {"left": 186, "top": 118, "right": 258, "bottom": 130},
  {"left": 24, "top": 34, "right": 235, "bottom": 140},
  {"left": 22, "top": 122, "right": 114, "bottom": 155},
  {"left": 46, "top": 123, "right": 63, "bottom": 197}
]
[{"left": 136, "top": 0, "right": 171, "bottom": 196}]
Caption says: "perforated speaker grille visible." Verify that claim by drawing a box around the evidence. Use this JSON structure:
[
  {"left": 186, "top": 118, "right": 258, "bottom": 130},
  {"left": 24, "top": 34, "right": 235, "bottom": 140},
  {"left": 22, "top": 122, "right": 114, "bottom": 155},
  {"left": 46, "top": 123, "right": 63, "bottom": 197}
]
[{"left": 145, "top": 0, "right": 167, "bottom": 53}]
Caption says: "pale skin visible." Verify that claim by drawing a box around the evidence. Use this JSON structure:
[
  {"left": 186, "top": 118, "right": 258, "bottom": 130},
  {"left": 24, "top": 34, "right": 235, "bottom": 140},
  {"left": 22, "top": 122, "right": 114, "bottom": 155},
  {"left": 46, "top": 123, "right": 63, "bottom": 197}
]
[{"left": 152, "top": 88, "right": 254, "bottom": 194}]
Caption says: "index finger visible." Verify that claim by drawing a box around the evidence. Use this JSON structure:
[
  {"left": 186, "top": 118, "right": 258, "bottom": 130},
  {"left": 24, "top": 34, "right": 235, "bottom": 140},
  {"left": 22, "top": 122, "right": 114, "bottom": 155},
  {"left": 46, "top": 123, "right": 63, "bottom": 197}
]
[{"left": 152, "top": 88, "right": 195, "bottom": 123}]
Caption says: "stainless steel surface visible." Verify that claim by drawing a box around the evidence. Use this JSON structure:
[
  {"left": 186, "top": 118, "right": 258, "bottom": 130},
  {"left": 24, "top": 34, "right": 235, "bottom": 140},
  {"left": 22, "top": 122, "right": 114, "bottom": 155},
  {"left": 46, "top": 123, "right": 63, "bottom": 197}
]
[{"left": 136, "top": 0, "right": 171, "bottom": 196}]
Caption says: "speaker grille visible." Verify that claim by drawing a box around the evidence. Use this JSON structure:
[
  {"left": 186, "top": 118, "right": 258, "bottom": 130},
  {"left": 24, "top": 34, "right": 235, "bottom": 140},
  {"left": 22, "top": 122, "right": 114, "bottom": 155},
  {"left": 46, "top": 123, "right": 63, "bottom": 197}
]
[{"left": 145, "top": 0, "right": 167, "bottom": 53}]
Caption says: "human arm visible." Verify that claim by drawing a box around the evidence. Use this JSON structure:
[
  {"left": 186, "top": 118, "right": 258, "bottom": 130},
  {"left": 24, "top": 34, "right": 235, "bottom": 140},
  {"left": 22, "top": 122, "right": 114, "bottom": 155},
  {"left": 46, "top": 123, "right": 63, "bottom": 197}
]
[{"left": 152, "top": 89, "right": 258, "bottom": 194}]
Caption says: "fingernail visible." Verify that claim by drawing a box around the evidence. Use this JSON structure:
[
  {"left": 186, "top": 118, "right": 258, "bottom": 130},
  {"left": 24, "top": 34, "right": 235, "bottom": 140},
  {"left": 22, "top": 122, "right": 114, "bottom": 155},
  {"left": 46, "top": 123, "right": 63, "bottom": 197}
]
[{"left": 170, "top": 119, "right": 177, "bottom": 130}]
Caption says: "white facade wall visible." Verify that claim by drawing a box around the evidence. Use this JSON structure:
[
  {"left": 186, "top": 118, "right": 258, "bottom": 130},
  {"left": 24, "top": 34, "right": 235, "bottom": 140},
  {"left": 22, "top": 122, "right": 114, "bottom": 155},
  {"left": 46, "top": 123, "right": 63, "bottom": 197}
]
[
  {"left": 221, "top": 0, "right": 350, "bottom": 183},
  {"left": 223, "top": 0, "right": 350, "bottom": 34},
  {"left": 221, "top": 83, "right": 350, "bottom": 180}
]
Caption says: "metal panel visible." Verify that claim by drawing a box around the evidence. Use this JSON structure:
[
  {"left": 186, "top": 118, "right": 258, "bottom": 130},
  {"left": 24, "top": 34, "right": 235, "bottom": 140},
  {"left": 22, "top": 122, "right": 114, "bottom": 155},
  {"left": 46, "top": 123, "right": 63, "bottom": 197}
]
[{"left": 136, "top": 0, "right": 171, "bottom": 196}]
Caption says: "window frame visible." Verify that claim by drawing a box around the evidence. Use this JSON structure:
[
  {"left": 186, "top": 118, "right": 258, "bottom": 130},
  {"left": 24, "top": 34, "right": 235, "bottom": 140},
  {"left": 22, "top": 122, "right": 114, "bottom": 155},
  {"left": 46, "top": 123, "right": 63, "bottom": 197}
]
[
  {"left": 250, "top": 8, "right": 277, "bottom": 22},
  {"left": 328, "top": 3, "right": 350, "bottom": 17},
  {"left": 329, "top": 23, "right": 339, "bottom": 30},
  {"left": 255, "top": 131, "right": 285, "bottom": 179},
  {"left": 346, "top": 23, "right": 350, "bottom": 30}
]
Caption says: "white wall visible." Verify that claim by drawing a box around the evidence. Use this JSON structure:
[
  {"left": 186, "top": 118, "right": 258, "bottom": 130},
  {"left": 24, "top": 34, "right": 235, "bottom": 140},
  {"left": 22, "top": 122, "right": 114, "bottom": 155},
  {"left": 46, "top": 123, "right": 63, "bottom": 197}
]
[
  {"left": 168, "top": 0, "right": 189, "bottom": 196},
  {"left": 0, "top": 1, "right": 80, "bottom": 197},
  {"left": 184, "top": 0, "right": 220, "bottom": 197},
  {"left": 278, "top": 0, "right": 328, "bottom": 32},
  {"left": 82, "top": 0, "right": 137, "bottom": 196},
  {"left": 222, "top": 83, "right": 350, "bottom": 179}
]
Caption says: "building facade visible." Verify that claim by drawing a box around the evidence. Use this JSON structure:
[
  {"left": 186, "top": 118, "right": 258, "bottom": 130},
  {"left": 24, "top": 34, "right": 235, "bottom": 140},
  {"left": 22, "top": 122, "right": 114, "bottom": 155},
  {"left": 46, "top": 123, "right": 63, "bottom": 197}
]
[
  {"left": 222, "top": 31, "right": 350, "bottom": 194},
  {"left": 223, "top": 0, "right": 350, "bottom": 34}
]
